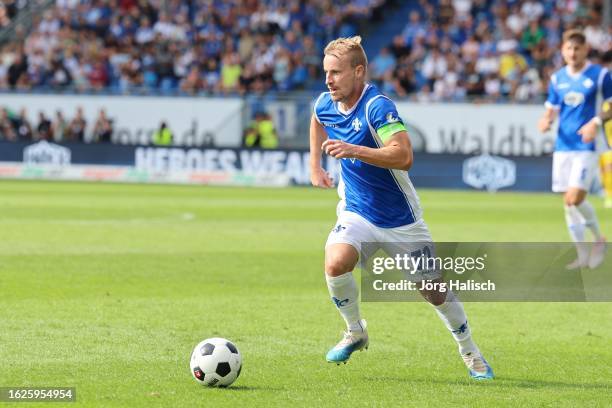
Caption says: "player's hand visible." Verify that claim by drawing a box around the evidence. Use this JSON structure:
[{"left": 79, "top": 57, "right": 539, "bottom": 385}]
[
  {"left": 321, "top": 139, "right": 360, "bottom": 159},
  {"left": 537, "top": 116, "right": 552, "bottom": 133},
  {"left": 578, "top": 119, "right": 599, "bottom": 143},
  {"left": 310, "top": 167, "right": 334, "bottom": 188}
]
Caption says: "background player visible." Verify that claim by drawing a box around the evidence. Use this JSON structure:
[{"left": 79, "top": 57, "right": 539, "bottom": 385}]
[
  {"left": 538, "top": 29, "right": 611, "bottom": 269},
  {"left": 309, "top": 36, "right": 493, "bottom": 380}
]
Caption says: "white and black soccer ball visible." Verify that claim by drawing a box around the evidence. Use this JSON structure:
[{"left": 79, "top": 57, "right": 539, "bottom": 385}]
[{"left": 190, "top": 338, "right": 242, "bottom": 387}]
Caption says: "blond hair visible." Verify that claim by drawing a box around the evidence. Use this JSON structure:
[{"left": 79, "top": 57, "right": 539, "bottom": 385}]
[
  {"left": 324, "top": 36, "right": 368, "bottom": 70},
  {"left": 562, "top": 29, "right": 586, "bottom": 45}
]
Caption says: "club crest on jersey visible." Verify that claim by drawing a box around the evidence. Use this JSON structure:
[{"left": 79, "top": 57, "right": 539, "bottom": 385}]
[
  {"left": 352, "top": 118, "right": 362, "bottom": 132},
  {"left": 386, "top": 112, "right": 399, "bottom": 123},
  {"left": 583, "top": 78, "right": 594, "bottom": 89},
  {"left": 563, "top": 91, "right": 585, "bottom": 107}
]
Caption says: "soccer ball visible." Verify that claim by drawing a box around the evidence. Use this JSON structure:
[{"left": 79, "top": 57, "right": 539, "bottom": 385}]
[{"left": 190, "top": 338, "right": 242, "bottom": 387}]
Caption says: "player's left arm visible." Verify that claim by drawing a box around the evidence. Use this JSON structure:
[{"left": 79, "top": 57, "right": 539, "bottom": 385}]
[
  {"left": 322, "top": 97, "right": 414, "bottom": 170},
  {"left": 322, "top": 130, "right": 413, "bottom": 170},
  {"left": 578, "top": 69, "right": 612, "bottom": 142}
]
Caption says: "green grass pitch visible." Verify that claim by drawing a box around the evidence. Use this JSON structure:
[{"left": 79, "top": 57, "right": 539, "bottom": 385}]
[{"left": 0, "top": 180, "right": 611, "bottom": 407}]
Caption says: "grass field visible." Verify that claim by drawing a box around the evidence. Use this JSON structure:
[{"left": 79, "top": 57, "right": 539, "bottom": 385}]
[{"left": 1, "top": 180, "right": 611, "bottom": 407}]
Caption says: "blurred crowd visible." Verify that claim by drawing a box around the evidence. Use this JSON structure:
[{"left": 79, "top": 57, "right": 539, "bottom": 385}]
[
  {"left": 0, "top": 0, "right": 30, "bottom": 29},
  {"left": 369, "top": 0, "right": 611, "bottom": 102},
  {"left": 0, "top": 0, "right": 385, "bottom": 94},
  {"left": 0, "top": 106, "right": 113, "bottom": 142},
  {"left": 0, "top": 0, "right": 609, "bottom": 102}
]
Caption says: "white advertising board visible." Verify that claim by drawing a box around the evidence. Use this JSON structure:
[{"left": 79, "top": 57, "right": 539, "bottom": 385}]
[
  {"left": 0, "top": 94, "right": 243, "bottom": 146},
  {"left": 395, "top": 102, "right": 556, "bottom": 156}
]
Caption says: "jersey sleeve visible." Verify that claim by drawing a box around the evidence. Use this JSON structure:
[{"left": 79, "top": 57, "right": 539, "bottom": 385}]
[
  {"left": 544, "top": 74, "right": 560, "bottom": 110},
  {"left": 312, "top": 92, "right": 326, "bottom": 124},
  {"left": 367, "top": 96, "right": 407, "bottom": 143}
]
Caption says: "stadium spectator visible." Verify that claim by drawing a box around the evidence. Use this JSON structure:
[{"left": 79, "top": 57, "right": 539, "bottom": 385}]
[
  {"left": 301, "top": 35, "right": 321, "bottom": 80},
  {"left": 257, "top": 112, "right": 278, "bottom": 149},
  {"left": 48, "top": 55, "right": 73, "bottom": 88},
  {"left": 36, "top": 112, "right": 52, "bottom": 141},
  {"left": 242, "top": 123, "right": 260, "bottom": 148},
  {"left": 464, "top": 61, "right": 485, "bottom": 98},
  {"left": 92, "top": 109, "right": 113, "bottom": 143},
  {"left": 0, "top": 4, "right": 11, "bottom": 29},
  {"left": 0, "top": 108, "right": 17, "bottom": 141},
  {"left": 402, "top": 10, "right": 426, "bottom": 45},
  {"left": 7, "top": 51, "right": 27, "bottom": 89},
  {"left": 52, "top": 110, "right": 69, "bottom": 143},
  {"left": 220, "top": 52, "right": 242, "bottom": 94},
  {"left": 38, "top": 10, "right": 61, "bottom": 34},
  {"left": 88, "top": 59, "right": 110, "bottom": 90},
  {"left": 16, "top": 108, "right": 33, "bottom": 141},
  {"left": 369, "top": 47, "right": 395, "bottom": 82},
  {"left": 522, "top": 19, "right": 545, "bottom": 51},
  {"left": 245, "top": 111, "right": 278, "bottom": 149},
  {"left": 153, "top": 121, "right": 173, "bottom": 145},
  {"left": 390, "top": 35, "right": 408, "bottom": 60},
  {"left": 179, "top": 66, "right": 205, "bottom": 94},
  {"left": 68, "top": 107, "right": 87, "bottom": 142}
]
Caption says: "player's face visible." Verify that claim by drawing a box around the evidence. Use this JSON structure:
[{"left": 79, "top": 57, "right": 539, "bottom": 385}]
[
  {"left": 323, "top": 54, "right": 362, "bottom": 103},
  {"left": 561, "top": 40, "right": 588, "bottom": 69}
]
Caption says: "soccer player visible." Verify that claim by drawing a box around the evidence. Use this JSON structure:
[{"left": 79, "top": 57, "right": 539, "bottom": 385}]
[
  {"left": 538, "top": 29, "right": 611, "bottom": 269},
  {"left": 309, "top": 36, "right": 493, "bottom": 380}
]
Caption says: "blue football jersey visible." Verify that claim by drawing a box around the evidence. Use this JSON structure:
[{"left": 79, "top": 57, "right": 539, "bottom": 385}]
[
  {"left": 545, "top": 63, "right": 612, "bottom": 151},
  {"left": 313, "top": 84, "right": 422, "bottom": 228}
]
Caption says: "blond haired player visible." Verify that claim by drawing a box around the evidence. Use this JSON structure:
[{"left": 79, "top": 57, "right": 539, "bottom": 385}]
[{"left": 310, "top": 36, "right": 493, "bottom": 379}]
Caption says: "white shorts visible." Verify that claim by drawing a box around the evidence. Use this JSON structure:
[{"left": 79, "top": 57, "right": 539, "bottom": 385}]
[
  {"left": 326, "top": 209, "right": 440, "bottom": 281},
  {"left": 552, "top": 151, "right": 598, "bottom": 193}
]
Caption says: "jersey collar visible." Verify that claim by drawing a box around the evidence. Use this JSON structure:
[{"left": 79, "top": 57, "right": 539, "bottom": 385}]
[
  {"left": 565, "top": 61, "right": 591, "bottom": 79},
  {"left": 335, "top": 83, "right": 370, "bottom": 116}
]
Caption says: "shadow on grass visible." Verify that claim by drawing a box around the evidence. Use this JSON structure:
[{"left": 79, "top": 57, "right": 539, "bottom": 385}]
[
  {"left": 214, "top": 385, "right": 283, "bottom": 392},
  {"left": 364, "top": 376, "right": 612, "bottom": 391}
]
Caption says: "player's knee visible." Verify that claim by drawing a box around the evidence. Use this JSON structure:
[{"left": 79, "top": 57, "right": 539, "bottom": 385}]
[
  {"left": 325, "top": 256, "right": 354, "bottom": 277},
  {"left": 420, "top": 289, "right": 446, "bottom": 306},
  {"left": 565, "top": 195, "right": 584, "bottom": 206},
  {"left": 564, "top": 190, "right": 585, "bottom": 206}
]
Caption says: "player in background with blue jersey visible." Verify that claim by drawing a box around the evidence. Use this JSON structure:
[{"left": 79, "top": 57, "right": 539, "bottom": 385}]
[
  {"left": 538, "top": 29, "right": 611, "bottom": 269},
  {"left": 309, "top": 36, "right": 493, "bottom": 379}
]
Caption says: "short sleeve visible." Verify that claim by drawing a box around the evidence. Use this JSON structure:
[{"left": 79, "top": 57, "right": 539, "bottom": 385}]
[
  {"left": 312, "top": 93, "right": 326, "bottom": 124},
  {"left": 545, "top": 74, "right": 560, "bottom": 110},
  {"left": 367, "top": 96, "right": 407, "bottom": 143}
]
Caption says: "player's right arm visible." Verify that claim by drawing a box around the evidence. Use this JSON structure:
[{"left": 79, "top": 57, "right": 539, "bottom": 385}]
[
  {"left": 309, "top": 114, "right": 334, "bottom": 188},
  {"left": 538, "top": 74, "right": 560, "bottom": 133},
  {"left": 538, "top": 107, "right": 558, "bottom": 133}
]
